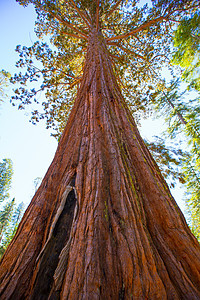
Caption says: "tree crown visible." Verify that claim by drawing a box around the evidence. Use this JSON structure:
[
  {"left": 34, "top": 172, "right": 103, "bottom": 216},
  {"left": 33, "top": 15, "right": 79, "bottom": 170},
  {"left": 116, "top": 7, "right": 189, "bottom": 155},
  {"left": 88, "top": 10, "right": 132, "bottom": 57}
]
[{"left": 12, "top": 0, "right": 198, "bottom": 138}]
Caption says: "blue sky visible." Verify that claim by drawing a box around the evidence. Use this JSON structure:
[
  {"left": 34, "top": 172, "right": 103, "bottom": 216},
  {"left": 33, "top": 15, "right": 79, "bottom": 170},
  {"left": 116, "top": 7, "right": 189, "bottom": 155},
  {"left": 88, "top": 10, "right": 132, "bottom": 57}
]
[
  {"left": 0, "top": 0, "right": 57, "bottom": 205},
  {"left": 0, "top": 0, "right": 186, "bottom": 214}
]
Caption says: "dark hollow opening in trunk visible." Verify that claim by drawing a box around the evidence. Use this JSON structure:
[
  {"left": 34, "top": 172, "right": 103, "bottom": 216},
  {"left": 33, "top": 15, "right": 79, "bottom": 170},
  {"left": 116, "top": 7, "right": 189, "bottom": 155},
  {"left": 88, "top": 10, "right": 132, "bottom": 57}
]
[{"left": 30, "top": 189, "right": 76, "bottom": 300}]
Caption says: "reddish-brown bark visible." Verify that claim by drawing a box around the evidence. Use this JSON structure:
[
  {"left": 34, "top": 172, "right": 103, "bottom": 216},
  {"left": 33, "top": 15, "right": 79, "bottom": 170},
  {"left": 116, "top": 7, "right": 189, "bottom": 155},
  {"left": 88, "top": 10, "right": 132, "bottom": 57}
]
[{"left": 0, "top": 30, "right": 200, "bottom": 299}]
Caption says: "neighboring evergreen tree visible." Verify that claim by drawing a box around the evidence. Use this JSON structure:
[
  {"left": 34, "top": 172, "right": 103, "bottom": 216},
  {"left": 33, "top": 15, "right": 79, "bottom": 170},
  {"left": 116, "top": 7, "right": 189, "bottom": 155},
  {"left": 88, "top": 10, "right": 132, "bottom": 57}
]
[
  {"left": 0, "top": 159, "right": 25, "bottom": 258},
  {"left": 0, "top": 202, "right": 24, "bottom": 258},
  {"left": 148, "top": 12, "right": 200, "bottom": 241},
  {"left": 1, "top": 1, "right": 200, "bottom": 299},
  {"left": 0, "top": 159, "right": 13, "bottom": 203},
  {"left": 183, "top": 153, "right": 200, "bottom": 241},
  {"left": 0, "top": 199, "right": 15, "bottom": 244},
  {"left": 150, "top": 78, "right": 200, "bottom": 153},
  {"left": 149, "top": 78, "right": 200, "bottom": 240}
]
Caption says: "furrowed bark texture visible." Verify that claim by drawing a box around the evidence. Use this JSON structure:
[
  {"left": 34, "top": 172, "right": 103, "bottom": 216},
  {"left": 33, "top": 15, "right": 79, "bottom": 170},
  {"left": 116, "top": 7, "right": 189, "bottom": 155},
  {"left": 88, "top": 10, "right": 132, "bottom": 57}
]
[{"left": 0, "top": 30, "right": 200, "bottom": 299}]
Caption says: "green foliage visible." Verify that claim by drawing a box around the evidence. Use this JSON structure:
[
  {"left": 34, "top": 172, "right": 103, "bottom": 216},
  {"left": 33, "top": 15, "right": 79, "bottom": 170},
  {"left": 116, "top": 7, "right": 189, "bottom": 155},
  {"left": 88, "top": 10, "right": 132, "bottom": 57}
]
[
  {"left": 11, "top": 0, "right": 198, "bottom": 138},
  {"left": 172, "top": 13, "right": 200, "bottom": 90},
  {"left": 150, "top": 78, "right": 200, "bottom": 240},
  {"left": 146, "top": 133, "right": 200, "bottom": 242},
  {"left": 145, "top": 136, "right": 185, "bottom": 188},
  {"left": 0, "top": 159, "right": 13, "bottom": 203},
  {"left": 150, "top": 78, "right": 200, "bottom": 147},
  {"left": 183, "top": 153, "right": 200, "bottom": 242},
  {"left": 0, "top": 159, "right": 24, "bottom": 258},
  {"left": 0, "top": 198, "right": 15, "bottom": 257},
  {"left": 0, "top": 200, "right": 24, "bottom": 259},
  {"left": 11, "top": 42, "right": 78, "bottom": 138},
  {"left": 0, "top": 199, "right": 15, "bottom": 235},
  {"left": 171, "top": 15, "right": 200, "bottom": 239}
]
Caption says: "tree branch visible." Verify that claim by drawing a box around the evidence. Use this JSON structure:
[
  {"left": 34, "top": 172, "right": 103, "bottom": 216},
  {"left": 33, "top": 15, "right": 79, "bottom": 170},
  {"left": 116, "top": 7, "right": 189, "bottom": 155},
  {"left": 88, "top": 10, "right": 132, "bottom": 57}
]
[
  {"left": 106, "top": 16, "right": 167, "bottom": 42},
  {"left": 150, "top": 54, "right": 170, "bottom": 63},
  {"left": 104, "top": 0, "right": 123, "bottom": 19},
  {"left": 163, "top": 2, "right": 174, "bottom": 16},
  {"left": 50, "top": 12, "right": 88, "bottom": 39},
  {"left": 108, "top": 42, "right": 147, "bottom": 61},
  {"left": 162, "top": 90, "right": 187, "bottom": 125},
  {"left": 26, "top": 62, "right": 79, "bottom": 81},
  {"left": 49, "top": 23, "right": 86, "bottom": 40},
  {"left": 109, "top": 55, "right": 117, "bottom": 67},
  {"left": 67, "top": 77, "right": 82, "bottom": 90},
  {"left": 62, "top": 31, "right": 87, "bottom": 39},
  {"left": 109, "top": 53, "right": 121, "bottom": 61},
  {"left": 118, "top": 44, "right": 147, "bottom": 61},
  {"left": 67, "top": 0, "right": 92, "bottom": 28},
  {"left": 36, "top": 2, "right": 89, "bottom": 39}
]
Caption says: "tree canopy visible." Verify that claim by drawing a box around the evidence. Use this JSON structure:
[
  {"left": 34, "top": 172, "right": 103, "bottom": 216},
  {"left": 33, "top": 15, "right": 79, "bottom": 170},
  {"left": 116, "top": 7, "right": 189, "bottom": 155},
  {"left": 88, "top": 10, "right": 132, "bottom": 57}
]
[{"left": 11, "top": 0, "right": 198, "bottom": 138}]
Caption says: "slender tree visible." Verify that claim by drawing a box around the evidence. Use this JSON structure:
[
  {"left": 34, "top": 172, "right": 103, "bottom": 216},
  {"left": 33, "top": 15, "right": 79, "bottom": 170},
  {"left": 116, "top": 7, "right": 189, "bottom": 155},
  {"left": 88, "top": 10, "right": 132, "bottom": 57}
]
[
  {"left": 1, "top": 1, "right": 200, "bottom": 299},
  {"left": 0, "top": 159, "right": 13, "bottom": 203},
  {"left": 0, "top": 198, "right": 15, "bottom": 244},
  {"left": 0, "top": 201, "right": 24, "bottom": 258},
  {"left": 183, "top": 153, "right": 200, "bottom": 241}
]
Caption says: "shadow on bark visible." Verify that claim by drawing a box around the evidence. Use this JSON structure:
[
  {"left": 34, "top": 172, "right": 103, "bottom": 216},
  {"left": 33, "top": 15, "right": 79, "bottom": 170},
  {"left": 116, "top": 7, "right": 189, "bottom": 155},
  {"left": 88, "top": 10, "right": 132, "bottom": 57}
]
[{"left": 30, "top": 190, "right": 76, "bottom": 300}]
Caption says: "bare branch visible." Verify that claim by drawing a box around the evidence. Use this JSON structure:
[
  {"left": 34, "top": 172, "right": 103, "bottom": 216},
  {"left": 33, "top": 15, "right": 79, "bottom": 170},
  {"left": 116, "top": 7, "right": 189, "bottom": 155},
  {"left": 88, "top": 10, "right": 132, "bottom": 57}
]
[{"left": 67, "top": 0, "right": 92, "bottom": 28}]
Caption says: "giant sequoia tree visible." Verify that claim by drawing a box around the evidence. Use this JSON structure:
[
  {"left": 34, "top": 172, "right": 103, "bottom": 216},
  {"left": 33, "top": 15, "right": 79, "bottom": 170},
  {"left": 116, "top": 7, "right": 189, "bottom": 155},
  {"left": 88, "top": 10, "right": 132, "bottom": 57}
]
[{"left": 1, "top": 0, "right": 200, "bottom": 299}]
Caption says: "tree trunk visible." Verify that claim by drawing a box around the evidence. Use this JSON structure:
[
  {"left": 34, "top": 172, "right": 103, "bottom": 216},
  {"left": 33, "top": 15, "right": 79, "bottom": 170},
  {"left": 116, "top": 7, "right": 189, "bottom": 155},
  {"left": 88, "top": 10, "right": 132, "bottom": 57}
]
[{"left": 0, "top": 30, "right": 200, "bottom": 300}]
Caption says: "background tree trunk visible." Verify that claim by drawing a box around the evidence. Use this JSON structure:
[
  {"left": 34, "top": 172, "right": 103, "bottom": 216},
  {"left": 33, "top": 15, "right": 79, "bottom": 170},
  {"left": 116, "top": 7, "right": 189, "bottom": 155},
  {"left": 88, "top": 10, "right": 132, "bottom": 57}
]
[{"left": 0, "top": 30, "right": 200, "bottom": 299}]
